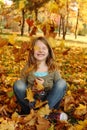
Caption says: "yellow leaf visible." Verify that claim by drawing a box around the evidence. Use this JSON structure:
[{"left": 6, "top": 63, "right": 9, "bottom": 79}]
[
  {"left": 11, "top": 112, "right": 19, "bottom": 122},
  {"left": 48, "top": 37, "right": 57, "bottom": 48},
  {"left": 74, "top": 104, "right": 87, "bottom": 117},
  {"left": 35, "top": 100, "right": 48, "bottom": 109},
  {"left": 35, "top": 82, "right": 44, "bottom": 91},
  {"left": 67, "top": 90, "right": 72, "bottom": 96},
  {"left": 48, "top": 124, "right": 54, "bottom": 130},
  {"left": 47, "top": 1, "right": 58, "bottom": 13},
  {"left": 59, "top": 40, "right": 65, "bottom": 49},
  {"left": 78, "top": 120, "right": 87, "bottom": 127},
  {"left": 25, "top": 88, "right": 34, "bottom": 102},
  {"left": 23, "top": 109, "right": 35, "bottom": 122},
  {"left": 19, "top": 0, "right": 25, "bottom": 10},
  {"left": 34, "top": 45, "right": 40, "bottom": 51},
  {"left": 75, "top": 124, "right": 83, "bottom": 130},
  {"left": 76, "top": 104, "right": 86, "bottom": 110},
  {"left": 8, "top": 34, "right": 17, "bottom": 45},
  {"left": 37, "top": 104, "right": 51, "bottom": 117}
]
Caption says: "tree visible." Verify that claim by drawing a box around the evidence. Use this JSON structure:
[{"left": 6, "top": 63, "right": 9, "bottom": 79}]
[{"left": 12, "top": 0, "right": 51, "bottom": 36}]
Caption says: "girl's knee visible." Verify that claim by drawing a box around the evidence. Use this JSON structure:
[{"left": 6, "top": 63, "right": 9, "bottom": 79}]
[
  {"left": 13, "top": 80, "right": 27, "bottom": 92},
  {"left": 56, "top": 78, "right": 67, "bottom": 90}
]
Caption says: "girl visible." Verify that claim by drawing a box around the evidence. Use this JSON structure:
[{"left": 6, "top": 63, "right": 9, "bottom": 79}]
[{"left": 13, "top": 36, "right": 67, "bottom": 118}]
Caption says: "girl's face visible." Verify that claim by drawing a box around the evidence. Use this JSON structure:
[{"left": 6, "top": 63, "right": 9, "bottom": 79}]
[{"left": 34, "top": 40, "right": 49, "bottom": 62}]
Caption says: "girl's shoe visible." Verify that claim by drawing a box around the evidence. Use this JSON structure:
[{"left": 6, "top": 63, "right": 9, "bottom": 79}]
[{"left": 45, "top": 112, "right": 68, "bottom": 121}]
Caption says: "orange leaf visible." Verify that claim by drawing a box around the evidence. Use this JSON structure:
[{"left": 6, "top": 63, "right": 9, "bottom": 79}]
[
  {"left": 0, "top": 37, "right": 8, "bottom": 48},
  {"left": 23, "top": 109, "right": 35, "bottom": 123},
  {"left": 36, "top": 116, "right": 50, "bottom": 130}
]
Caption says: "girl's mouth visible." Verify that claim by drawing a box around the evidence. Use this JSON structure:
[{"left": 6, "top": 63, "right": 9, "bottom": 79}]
[{"left": 37, "top": 54, "right": 45, "bottom": 56}]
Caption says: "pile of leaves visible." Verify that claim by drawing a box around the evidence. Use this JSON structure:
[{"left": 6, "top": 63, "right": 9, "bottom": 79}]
[{"left": 0, "top": 36, "right": 87, "bottom": 130}]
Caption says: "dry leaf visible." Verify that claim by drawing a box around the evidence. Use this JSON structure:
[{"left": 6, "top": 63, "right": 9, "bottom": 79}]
[
  {"left": 74, "top": 104, "right": 87, "bottom": 118},
  {"left": 34, "top": 79, "right": 44, "bottom": 91},
  {"left": 25, "top": 88, "right": 34, "bottom": 102},
  {"left": 36, "top": 116, "right": 50, "bottom": 130},
  {"left": 37, "top": 104, "right": 51, "bottom": 117},
  {"left": 35, "top": 100, "right": 48, "bottom": 109}
]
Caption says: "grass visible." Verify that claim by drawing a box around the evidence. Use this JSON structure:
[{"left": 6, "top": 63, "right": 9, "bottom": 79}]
[{"left": 0, "top": 32, "right": 87, "bottom": 48}]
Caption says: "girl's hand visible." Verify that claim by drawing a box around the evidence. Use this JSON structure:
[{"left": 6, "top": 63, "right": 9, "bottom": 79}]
[
  {"left": 35, "top": 78, "right": 44, "bottom": 85},
  {"left": 32, "top": 78, "right": 44, "bottom": 93}
]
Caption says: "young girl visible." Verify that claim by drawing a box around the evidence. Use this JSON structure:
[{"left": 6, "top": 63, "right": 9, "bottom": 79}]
[{"left": 13, "top": 36, "right": 67, "bottom": 118}]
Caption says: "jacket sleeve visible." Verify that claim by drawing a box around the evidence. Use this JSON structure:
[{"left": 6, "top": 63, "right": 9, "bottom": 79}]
[{"left": 54, "top": 70, "right": 61, "bottom": 82}]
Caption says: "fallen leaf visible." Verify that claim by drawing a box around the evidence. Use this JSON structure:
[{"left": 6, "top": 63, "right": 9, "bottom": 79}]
[
  {"left": 36, "top": 116, "right": 50, "bottom": 130},
  {"left": 25, "top": 88, "right": 34, "bottom": 102},
  {"left": 37, "top": 104, "right": 51, "bottom": 117}
]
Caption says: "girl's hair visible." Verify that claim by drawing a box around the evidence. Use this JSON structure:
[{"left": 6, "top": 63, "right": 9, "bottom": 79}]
[{"left": 21, "top": 36, "right": 57, "bottom": 79}]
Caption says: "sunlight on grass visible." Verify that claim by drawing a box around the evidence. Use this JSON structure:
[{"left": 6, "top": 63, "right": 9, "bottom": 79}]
[{"left": 0, "top": 33, "right": 87, "bottom": 48}]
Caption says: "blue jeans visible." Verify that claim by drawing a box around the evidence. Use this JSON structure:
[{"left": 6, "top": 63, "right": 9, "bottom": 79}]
[{"left": 13, "top": 79, "right": 67, "bottom": 114}]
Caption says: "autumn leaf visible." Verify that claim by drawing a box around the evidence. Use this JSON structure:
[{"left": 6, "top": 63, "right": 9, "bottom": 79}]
[
  {"left": 36, "top": 116, "right": 50, "bottom": 130},
  {"left": 47, "top": 1, "right": 58, "bottom": 13},
  {"left": 67, "top": 90, "right": 72, "bottom": 96},
  {"left": 74, "top": 104, "right": 87, "bottom": 118},
  {"left": 25, "top": 88, "right": 34, "bottom": 102},
  {"left": 59, "top": 40, "right": 65, "bottom": 49},
  {"left": 11, "top": 112, "right": 19, "bottom": 122},
  {"left": 23, "top": 109, "right": 35, "bottom": 123},
  {"left": 48, "top": 37, "right": 57, "bottom": 48},
  {"left": 47, "top": 124, "right": 55, "bottom": 130},
  {"left": 64, "top": 94, "right": 75, "bottom": 112},
  {"left": 26, "top": 19, "right": 34, "bottom": 27},
  {"left": 37, "top": 104, "right": 51, "bottom": 117},
  {"left": 7, "top": 91, "right": 14, "bottom": 98},
  {"left": 35, "top": 100, "right": 48, "bottom": 109},
  {"left": 0, "top": 119, "right": 16, "bottom": 130},
  {"left": 0, "top": 105, "right": 8, "bottom": 116},
  {"left": 0, "top": 37, "right": 8, "bottom": 48},
  {"left": 1, "top": 35, "right": 87, "bottom": 129},
  {"left": 34, "top": 45, "right": 40, "bottom": 51},
  {"left": 8, "top": 34, "right": 17, "bottom": 45},
  {"left": 34, "top": 79, "right": 44, "bottom": 91},
  {"left": 19, "top": 0, "right": 25, "bottom": 10}
]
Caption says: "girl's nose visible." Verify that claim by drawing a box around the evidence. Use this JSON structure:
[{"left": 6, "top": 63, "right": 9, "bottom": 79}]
[{"left": 39, "top": 48, "right": 43, "bottom": 52}]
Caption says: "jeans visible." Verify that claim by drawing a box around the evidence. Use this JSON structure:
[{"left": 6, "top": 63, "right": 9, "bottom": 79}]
[{"left": 13, "top": 79, "right": 67, "bottom": 114}]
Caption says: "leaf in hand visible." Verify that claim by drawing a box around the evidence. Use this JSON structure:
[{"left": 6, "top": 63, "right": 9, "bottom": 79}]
[
  {"left": 34, "top": 79, "right": 44, "bottom": 91},
  {"left": 25, "top": 88, "right": 34, "bottom": 102}
]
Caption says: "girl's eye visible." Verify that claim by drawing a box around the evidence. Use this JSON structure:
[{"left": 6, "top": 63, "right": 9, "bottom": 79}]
[
  {"left": 34, "top": 46, "right": 40, "bottom": 51},
  {"left": 42, "top": 47, "right": 47, "bottom": 50},
  {"left": 34, "top": 45, "right": 48, "bottom": 51}
]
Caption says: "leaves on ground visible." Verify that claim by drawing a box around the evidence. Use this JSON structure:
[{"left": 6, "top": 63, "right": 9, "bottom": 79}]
[{"left": 0, "top": 37, "right": 87, "bottom": 129}]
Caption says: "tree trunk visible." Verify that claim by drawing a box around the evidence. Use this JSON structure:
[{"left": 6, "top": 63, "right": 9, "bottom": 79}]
[
  {"left": 34, "top": 8, "right": 38, "bottom": 21},
  {"left": 61, "top": 16, "right": 66, "bottom": 40},
  {"left": 65, "top": 0, "right": 69, "bottom": 34},
  {"left": 75, "top": 9, "right": 79, "bottom": 39},
  {"left": 21, "top": 9, "right": 25, "bottom": 36},
  {"left": 62, "top": 0, "right": 69, "bottom": 40},
  {"left": 59, "top": 15, "right": 62, "bottom": 37}
]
